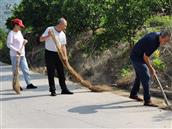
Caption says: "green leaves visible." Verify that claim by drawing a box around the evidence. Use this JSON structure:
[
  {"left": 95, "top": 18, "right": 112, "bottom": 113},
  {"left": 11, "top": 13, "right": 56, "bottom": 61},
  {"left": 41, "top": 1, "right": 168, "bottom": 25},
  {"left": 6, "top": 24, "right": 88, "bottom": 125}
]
[
  {"left": 0, "top": 29, "right": 10, "bottom": 63},
  {"left": 152, "top": 58, "right": 166, "bottom": 71},
  {"left": 0, "top": 28, "right": 6, "bottom": 49},
  {"left": 5, "top": 0, "right": 171, "bottom": 52},
  {"left": 62, "top": 0, "right": 109, "bottom": 35},
  {"left": 6, "top": 0, "right": 64, "bottom": 34}
]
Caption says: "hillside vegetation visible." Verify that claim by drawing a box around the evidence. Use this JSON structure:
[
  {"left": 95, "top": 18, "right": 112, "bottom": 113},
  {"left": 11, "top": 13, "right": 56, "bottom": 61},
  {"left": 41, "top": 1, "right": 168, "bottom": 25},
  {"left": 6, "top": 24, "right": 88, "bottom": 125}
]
[{"left": 0, "top": 0, "right": 172, "bottom": 96}]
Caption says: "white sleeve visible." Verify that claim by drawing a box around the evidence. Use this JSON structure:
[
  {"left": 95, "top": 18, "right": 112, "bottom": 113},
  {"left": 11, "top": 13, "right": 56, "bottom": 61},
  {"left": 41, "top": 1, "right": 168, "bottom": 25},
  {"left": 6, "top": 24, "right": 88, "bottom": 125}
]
[
  {"left": 61, "top": 32, "right": 67, "bottom": 45},
  {"left": 7, "top": 32, "right": 18, "bottom": 52}
]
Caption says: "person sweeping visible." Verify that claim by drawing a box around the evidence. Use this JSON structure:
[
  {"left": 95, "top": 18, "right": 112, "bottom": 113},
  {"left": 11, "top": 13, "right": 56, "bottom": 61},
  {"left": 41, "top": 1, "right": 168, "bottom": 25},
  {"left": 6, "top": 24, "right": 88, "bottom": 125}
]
[
  {"left": 7, "top": 18, "right": 37, "bottom": 93},
  {"left": 40, "top": 18, "right": 73, "bottom": 96},
  {"left": 129, "top": 30, "right": 171, "bottom": 107}
]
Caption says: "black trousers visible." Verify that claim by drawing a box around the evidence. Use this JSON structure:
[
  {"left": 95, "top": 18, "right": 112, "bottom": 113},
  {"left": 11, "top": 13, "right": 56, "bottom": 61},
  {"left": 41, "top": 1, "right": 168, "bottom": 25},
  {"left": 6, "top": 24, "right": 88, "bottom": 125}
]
[{"left": 45, "top": 49, "right": 67, "bottom": 92}]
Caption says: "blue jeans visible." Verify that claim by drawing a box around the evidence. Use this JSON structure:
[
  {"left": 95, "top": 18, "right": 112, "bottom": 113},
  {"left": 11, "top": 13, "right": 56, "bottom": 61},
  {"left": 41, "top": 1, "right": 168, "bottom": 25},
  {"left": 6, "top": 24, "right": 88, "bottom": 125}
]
[
  {"left": 10, "top": 56, "right": 31, "bottom": 85},
  {"left": 130, "top": 61, "right": 151, "bottom": 101}
]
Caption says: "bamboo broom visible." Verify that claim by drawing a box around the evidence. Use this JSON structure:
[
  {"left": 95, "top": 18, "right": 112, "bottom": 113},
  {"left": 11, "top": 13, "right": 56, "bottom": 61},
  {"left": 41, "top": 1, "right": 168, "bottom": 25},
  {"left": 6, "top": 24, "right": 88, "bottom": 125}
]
[
  {"left": 49, "top": 30, "right": 112, "bottom": 92},
  {"left": 154, "top": 74, "right": 172, "bottom": 110},
  {"left": 12, "top": 40, "right": 27, "bottom": 94},
  {"left": 12, "top": 55, "right": 21, "bottom": 94}
]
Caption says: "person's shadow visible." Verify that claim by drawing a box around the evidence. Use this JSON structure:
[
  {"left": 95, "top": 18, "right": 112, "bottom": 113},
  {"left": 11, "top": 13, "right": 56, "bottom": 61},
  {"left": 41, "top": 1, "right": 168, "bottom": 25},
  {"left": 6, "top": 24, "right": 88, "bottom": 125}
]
[{"left": 68, "top": 100, "right": 143, "bottom": 114}]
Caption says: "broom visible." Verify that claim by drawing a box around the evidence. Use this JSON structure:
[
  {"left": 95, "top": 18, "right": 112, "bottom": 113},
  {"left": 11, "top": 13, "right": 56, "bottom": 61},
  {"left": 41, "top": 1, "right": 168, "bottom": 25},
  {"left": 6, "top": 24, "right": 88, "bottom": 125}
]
[
  {"left": 12, "top": 40, "right": 27, "bottom": 94},
  {"left": 12, "top": 55, "right": 21, "bottom": 94},
  {"left": 154, "top": 74, "right": 172, "bottom": 110},
  {"left": 49, "top": 30, "right": 112, "bottom": 92}
]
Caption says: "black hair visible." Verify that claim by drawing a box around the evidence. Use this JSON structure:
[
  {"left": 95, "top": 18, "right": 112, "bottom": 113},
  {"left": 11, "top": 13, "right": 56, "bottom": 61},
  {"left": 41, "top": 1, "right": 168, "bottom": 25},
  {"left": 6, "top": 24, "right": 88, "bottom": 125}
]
[
  {"left": 11, "top": 22, "right": 19, "bottom": 29},
  {"left": 160, "top": 30, "right": 171, "bottom": 38}
]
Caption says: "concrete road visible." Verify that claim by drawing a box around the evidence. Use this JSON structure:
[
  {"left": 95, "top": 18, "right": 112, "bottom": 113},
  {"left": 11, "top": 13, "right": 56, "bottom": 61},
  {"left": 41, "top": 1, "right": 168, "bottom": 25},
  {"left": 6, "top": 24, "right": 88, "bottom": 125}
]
[{"left": 0, "top": 62, "right": 172, "bottom": 129}]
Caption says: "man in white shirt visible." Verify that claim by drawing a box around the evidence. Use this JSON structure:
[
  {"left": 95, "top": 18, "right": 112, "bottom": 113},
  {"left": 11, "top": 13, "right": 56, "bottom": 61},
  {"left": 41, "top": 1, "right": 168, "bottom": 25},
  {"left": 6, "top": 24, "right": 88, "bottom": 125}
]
[{"left": 40, "top": 18, "right": 73, "bottom": 96}]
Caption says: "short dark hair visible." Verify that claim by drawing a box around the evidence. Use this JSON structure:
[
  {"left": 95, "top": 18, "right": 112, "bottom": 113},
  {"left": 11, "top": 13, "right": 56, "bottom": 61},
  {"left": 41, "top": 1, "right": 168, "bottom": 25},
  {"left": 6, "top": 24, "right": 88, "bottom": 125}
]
[
  {"left": 11, "top": 22, "right": 19, "bottom": 27},
  {"left": 160, "top": 30, "right": 171, "bottom": 38}
]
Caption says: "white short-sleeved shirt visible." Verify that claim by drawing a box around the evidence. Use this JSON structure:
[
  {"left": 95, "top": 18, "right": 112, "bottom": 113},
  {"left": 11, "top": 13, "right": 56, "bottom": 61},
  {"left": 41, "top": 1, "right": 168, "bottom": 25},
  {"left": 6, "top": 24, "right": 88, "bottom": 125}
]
[
  {"left": 41, "top": 26, "right": 66, "bottom": 52},
  {"left": 7, "top": 30, "right": 25, "bottom": 56}
]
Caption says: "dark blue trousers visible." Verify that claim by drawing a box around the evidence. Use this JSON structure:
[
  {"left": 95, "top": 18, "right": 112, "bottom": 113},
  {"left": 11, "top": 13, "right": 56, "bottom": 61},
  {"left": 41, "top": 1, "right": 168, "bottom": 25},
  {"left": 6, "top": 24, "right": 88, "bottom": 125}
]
[{"left": 130, "top": 61, "right": 151, "bottom": 101}]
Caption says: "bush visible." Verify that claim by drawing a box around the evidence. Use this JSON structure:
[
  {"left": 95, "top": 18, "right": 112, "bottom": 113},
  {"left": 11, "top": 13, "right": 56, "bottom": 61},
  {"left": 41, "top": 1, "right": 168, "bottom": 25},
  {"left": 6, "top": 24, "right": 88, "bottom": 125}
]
[
  {"left": 133, "top": 16, "right": 172, "bottom": 44},
  {"left": 120, "top": 66, "right": 131, "bottom": 77},
  {"left": 152, "top": 58, "right": 166, "bottom": 71},
  {"left": 152, "top": 50, "right": 166, "bottom": 71},
  {"left": 0, "top": 29, "right": 7, "bottom": 49},
  {"left": 145, "top": 16, "right": 172, "bottom": 27},
  {"left": 0, "top": 28, "right": 10, "bottom": 63}
]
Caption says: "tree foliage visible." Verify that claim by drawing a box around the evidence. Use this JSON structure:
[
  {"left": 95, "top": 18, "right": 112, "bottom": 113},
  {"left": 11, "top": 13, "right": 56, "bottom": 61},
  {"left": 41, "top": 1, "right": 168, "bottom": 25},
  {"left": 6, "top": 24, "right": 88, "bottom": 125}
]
[
  {"left": 104, "top": 0, "right": 158, "bottom": 45},
  {"left": 0, "top": 29, "right": 10, "bottom": 63},
  {"left": 6, "top": 0, "right": 64, "bottom": 34},
  {"left": 62, "top": 0, "right": 112, "bottom": 35},
  {"left": 5, "top": 0, "right": 172, "bottom": 51}
]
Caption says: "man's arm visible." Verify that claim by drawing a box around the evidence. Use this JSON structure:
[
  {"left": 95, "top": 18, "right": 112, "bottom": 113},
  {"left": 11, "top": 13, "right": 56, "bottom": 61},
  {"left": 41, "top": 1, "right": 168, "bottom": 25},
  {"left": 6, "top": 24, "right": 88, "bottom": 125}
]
[
  {"left": 39, "top": 29, "right": 51, "bottom": 42},
  {"left": 143, "top": 53, "right": 156, "bottom": 77},
  {"left": 40, "top": 35, "right": 50, "bottom": 42},
  {"left": 61, "top": 45, "right": 68, "bottom": 60}
]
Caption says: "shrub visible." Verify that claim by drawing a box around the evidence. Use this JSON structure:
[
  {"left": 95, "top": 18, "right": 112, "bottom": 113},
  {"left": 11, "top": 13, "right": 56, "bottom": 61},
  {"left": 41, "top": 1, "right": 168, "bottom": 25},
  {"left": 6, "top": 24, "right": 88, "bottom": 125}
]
[{"left": 0, "top": 28, "right": 10, "bottom": 63}]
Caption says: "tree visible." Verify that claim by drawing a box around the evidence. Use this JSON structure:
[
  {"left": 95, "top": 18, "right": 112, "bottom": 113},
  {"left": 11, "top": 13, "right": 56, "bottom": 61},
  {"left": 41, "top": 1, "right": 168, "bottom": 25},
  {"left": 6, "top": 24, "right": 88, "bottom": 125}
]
[
  {"left": 62, "top": 0, "right": 113, "bottom": 35},
  {"left": 0, "top": 29, "right": 10, "bottom": 63},
  {"left": 6, "top": 0, "right": 64, "bottom": 34},
  {"left": 6, "top": 0, "right": 171, "bottom": 51},
  {"left": 103, "top": 0, "right": 161, "bottom": 46}
]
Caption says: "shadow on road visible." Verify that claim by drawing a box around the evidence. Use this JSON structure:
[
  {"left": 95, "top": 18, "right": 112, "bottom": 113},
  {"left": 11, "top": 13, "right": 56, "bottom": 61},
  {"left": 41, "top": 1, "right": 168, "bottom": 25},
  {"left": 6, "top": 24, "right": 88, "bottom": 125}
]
[
  {"left": 68, "top": 100, "right": 143, "bottom": 114},
  {"left": 0, "top": 94, "right": 50, "bottom": 101}
]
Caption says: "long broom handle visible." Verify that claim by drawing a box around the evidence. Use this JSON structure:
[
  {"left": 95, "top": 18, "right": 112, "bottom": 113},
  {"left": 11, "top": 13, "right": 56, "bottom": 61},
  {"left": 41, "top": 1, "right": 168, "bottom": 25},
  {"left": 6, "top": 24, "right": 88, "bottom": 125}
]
[
  {"left": 16, "top": 40, "right": 27, "bottom": 69},
  {"left": 13, "top": 40, "right": 26, "bottom": 94},
  {"left": 49, "top": 30, "right": 92, "bottom": 87},
  {"left": 14, "top": 40, "right": 28, "bottom": 81},
  {"left": 154, "top": 74, "right": 170, "bottom": 106},
  {"left": 49, "top": 30, "right": 85, "bottom": 79},
  {"left": 48, "top": 30, "right": 113, "bottom": 92}
]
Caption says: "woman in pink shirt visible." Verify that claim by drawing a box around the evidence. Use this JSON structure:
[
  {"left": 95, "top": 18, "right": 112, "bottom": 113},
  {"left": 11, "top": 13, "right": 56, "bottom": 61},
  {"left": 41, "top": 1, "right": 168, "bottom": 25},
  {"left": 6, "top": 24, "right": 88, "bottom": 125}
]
[{"left": 7, "top": 18, "right": 37, "bottom": 90}]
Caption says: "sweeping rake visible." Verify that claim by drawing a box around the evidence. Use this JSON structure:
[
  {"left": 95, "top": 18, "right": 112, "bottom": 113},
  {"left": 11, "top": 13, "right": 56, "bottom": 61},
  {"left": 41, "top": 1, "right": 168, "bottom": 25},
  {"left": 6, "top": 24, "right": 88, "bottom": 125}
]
[{"left": 49, "top": 30, "right": 112, "bottom": 92}]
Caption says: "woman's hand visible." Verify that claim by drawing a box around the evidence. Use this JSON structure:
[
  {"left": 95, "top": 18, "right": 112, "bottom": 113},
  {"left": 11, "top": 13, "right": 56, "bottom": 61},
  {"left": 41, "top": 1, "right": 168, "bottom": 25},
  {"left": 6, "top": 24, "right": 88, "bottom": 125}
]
[
  {"left": 23, "top": 39, "right": 28, "bottom": 45},
  {"left": 16, "top": 51, "right": 21, "bottom": 56}
]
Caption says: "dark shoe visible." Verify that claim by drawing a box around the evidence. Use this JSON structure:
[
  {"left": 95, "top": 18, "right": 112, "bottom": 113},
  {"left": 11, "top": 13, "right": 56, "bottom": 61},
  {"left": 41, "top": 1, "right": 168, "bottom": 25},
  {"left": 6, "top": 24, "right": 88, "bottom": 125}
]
[
  {"left": 50, "top": 92, "right": 57, "bottom": 96},
  {"left": 26, "top": 84, "right": 37, "bottom": 89},
  {"left": 144, "top": 100, "right": 158, "bottom": 107},
  {"left": 129, "top": 96, "right": 143, "bottom": 101},
  {"left": 61, "top": 90, "right": 73, "bottom": 95},
  {"left": 20, "top": 87, "right": 23, "bottom": 91}
]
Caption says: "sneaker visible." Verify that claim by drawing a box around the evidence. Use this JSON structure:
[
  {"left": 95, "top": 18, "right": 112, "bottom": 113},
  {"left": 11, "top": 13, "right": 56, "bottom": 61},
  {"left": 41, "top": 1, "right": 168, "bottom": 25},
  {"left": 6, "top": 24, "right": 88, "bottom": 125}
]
[
  {"left": 20, "top": 87, "right": 23, "bottom": 91},
  {"left": 144, "top": 100, "right": 158, "bottom": 107},
  {"left": 61, "top": 90, "right": 73, "bottom": 95},
  {"left": 50, "top": 92, "right": 57, "bottom": 96},
  {"left": 26, "top": 84, "right": 37, "bottom": 89},
  {"left": 129, "top": 96, "right": 143, "bottom": 101}
]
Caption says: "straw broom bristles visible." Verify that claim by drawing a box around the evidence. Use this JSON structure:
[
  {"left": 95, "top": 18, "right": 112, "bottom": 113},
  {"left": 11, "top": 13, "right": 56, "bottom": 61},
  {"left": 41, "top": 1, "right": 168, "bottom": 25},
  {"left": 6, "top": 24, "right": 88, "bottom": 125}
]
[
  {"left": 12, "top": 41, "right": 26, "bottom": 94},
  {"left": 49, "top": 30, "right": 112, "bottom": 92},
  {"left": 12, "top": 56, "right": 21, "bottom": 94}
]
